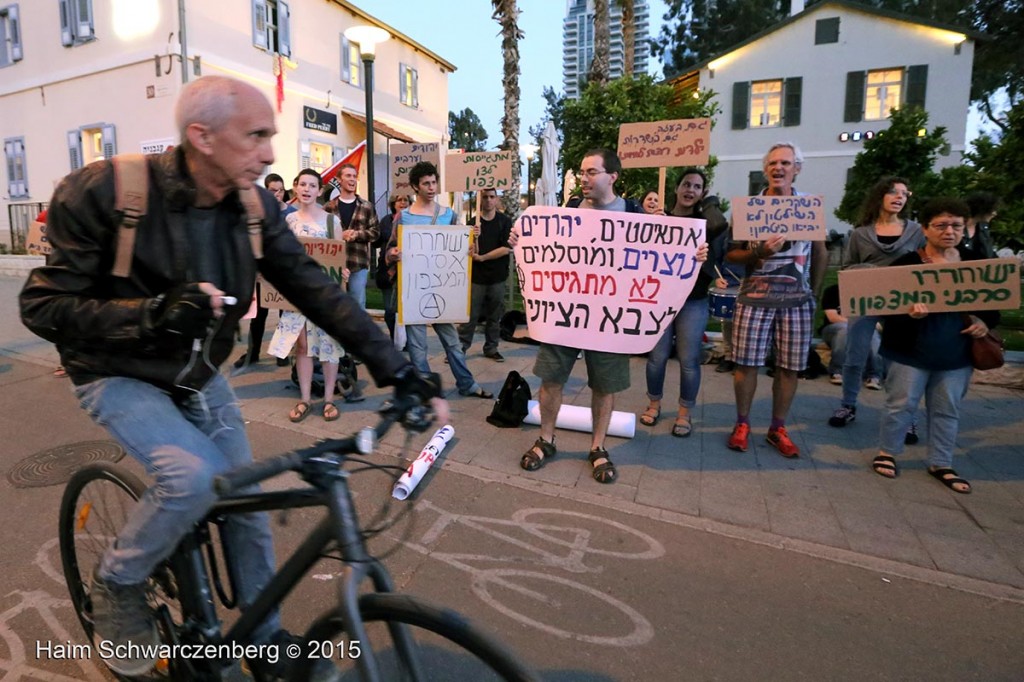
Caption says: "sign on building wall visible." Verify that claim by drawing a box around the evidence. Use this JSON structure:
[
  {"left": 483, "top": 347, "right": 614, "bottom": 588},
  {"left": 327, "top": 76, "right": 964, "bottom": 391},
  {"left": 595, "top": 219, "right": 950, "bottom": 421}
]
[
  {"left": 140, "top": 138, "right": 176, "bottom": 155},
  {"left": 303, "top": 106, "right": 338, "bottom": 135}
]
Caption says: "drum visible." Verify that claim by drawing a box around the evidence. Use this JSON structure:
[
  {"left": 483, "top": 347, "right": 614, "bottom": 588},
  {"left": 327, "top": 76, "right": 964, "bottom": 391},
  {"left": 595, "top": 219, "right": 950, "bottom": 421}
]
[{"left": 708, "top": 286, "right": 739, "bottom": 320}]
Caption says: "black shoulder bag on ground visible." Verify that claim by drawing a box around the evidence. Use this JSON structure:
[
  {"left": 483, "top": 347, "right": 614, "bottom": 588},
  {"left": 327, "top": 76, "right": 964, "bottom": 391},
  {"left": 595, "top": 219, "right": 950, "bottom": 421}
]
[{"left": 486, "top": 371, "right": 532, "bottom": 428}]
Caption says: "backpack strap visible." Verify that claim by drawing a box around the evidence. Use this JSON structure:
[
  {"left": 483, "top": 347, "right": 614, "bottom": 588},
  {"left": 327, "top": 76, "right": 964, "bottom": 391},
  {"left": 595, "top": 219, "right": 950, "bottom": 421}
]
[
  {"left": 238, "top": 187, "right": 265, "bottom": 259},
  {"left": 111, "top": 155, "right": 149, "bottom": 278}
]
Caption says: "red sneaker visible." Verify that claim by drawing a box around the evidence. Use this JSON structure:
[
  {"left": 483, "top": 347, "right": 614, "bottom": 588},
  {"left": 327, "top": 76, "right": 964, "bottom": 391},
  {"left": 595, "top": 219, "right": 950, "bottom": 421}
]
[
  {"left": 727, "top": 423, "right": 750, "bottom": 452},
  {"left": 766, "top": 427, "right": 800, "bottom": 458}
]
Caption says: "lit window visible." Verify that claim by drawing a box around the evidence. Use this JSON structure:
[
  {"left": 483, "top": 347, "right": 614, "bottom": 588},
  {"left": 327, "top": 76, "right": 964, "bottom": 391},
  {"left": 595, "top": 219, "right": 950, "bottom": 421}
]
[
  {"left": 340, "top": 36, "right": 360, "bottom": 87},
  {"left": 750, "top": 80, "right": 782, "bottom": 128},
  {"left": 67, "top": 124, "right": 116, "bottom": 171},
  {"left": 864, "top": 68, "right": 903, "bottom": 121},
  {"left": 400, "top": 64, "right": 418, "bottom": 108}
]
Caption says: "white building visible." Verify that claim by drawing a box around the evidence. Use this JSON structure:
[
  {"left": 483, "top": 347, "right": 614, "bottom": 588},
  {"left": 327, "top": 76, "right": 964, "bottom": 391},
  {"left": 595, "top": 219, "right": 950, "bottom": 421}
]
[
  {"left": 668, "top": 0, "right": 975, "bottom": 234},
  {"left": 563, "top": 0, "right": 650, "bottom": 100},
  {"left": 0, "top": 0, "right": 455, "bottom": 249}
]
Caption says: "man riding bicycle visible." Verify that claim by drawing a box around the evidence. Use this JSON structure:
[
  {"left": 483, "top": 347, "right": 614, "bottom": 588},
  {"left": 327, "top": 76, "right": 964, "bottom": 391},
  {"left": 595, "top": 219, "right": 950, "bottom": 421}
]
[{"left": 19, "top": 75, "right": 446, "bottom": 678}]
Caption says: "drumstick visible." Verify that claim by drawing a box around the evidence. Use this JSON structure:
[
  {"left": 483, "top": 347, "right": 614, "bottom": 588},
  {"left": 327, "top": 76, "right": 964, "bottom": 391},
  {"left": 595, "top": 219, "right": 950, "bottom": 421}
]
[{"left": 714, "top": 265, "right": 725, "bottom": 281}]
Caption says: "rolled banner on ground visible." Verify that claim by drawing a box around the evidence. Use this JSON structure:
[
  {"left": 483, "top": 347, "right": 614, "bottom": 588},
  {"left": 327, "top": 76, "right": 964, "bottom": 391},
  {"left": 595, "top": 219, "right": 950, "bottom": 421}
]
[
  {"left": 522, "top": 401, "right": 636, "bottom": 439},
  {"left": 392, "top": 425, "right": 455, "bottom": 500}
]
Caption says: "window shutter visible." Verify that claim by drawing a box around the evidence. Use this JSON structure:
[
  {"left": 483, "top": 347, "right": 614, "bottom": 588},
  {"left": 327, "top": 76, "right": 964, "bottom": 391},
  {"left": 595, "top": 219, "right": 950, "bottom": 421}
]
[
  {"left": 101, "top": 124, "right": 116, "bottom": 160},
  {"left": 783, "top": 77, "right": 802, "bottom": 127},
  {"left": 252, "top": 0, "right": 269, "bottom": 50},
  {"left": 747, "top": 171, "right": 766, "bottom": 196},
  {"left": 732, "top": 81, "right": 749, "bottom": 130},
  {"left": 75, "top": 0, "right": 93, "bottom": 40},
  {"left": 814, "top": 17, "right": 839, "bottom": 45},
  {"left": 411, "top": 68, "right": 419, "bottom": 108},
  {"left": 59, "top": 0, "right": 74, "bottom": 45},
  {"left": 277, "top": 0, "right": 291, "bottom": 57},
  {"left": 399, "top": 63, "right": 407, "bottom": 104},
  {"left": 4, "top": 140, "right": 16, "bottom": 196},
  {"left": 9, "top": 5, "right": 22, "bottom": 61},
  {"left": 341, "top": 35, "right": 350, "bottom": 83},
  {"left": 67, "top": 130, "right": 83, "bottom": 171},
  {"left": 11, "top": 139, "right": 27, "bottom": 197},
  {"left": 905, "top": 64, "right": 928, "bottom": 109},
  {"left": 844, "top": 71, "right": 865, "bottom": 122},
  {"left": 299, "top": 140, "right": 310, "bottom": 171}
]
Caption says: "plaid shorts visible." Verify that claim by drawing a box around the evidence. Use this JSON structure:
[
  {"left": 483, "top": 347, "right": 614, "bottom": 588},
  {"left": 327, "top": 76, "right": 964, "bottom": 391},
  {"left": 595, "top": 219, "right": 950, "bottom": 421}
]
[{"left": 732, "top": 299, "right": 815, "bottom": 370}]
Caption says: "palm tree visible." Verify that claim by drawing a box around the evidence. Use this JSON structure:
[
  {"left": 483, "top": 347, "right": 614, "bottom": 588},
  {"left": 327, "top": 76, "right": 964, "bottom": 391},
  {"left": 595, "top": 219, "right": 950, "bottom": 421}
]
[
  {"left": 492, "top": 0, "right": 523, "bottom": 217},
  {"left": 619, "top": 0, "right": 635, "bottom": 77},
  {"left": 588, "top": 0, "right": 610, "bottom": 86}
]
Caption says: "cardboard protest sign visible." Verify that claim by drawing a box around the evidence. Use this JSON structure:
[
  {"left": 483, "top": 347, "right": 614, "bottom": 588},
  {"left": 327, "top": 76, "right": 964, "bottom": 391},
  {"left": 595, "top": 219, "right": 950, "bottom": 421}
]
[
  {"left": 444, "top": 150, "right": 513, "bottom": 192},
  {"left": 397, "top": 225, "right": 472, "bottom": 325},
  {"left": 514, "top": 206, "right": 706, "bottom": 354},
  {"left": 259, "top": 237, "right": 347, "bottom": 312},
  {"left": 617, "top": 118, "right": 711, "bottom": 169},
  {"left": 838, "top": 258, "right": 1020, "bottom": 317},
  {"left": 731, "top": 195, "right": 827, "bottom": 241},
  {"left": 391, "top": 142, "right": 441, "bottom": 194},
  {"left": 26, "top": 219, "right": 52, "bottom": 257}
]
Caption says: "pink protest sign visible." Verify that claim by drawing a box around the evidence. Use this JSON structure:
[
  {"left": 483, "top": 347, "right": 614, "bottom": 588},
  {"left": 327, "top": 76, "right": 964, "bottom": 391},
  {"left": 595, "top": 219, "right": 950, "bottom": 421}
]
[{"left": 514, "top": 206, "right": 706, "bottom": 354}]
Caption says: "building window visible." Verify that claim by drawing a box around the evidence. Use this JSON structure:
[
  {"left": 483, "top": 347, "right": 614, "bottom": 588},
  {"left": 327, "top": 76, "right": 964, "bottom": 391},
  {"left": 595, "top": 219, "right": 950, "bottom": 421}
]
[
  {"left": 340, "top": 36, "right": 360, "bottom": 88},
  {"left": 399, "top": 63, "right": 418, "bottom": 108},
  {"left": 750, "top": 80, "right": 782, "bottom": 128},
  {"left": 815, "top": 17, "right": 839, "bottom": 45},
  {"left": 252, "top": 0, "right": 291, "bottom": 57},
  {"left": 67, "top": 124, "right": 116, "bottom": 171},
  {"left": 0, "top": 4, "right": 22, "bottom": 65},
  {"left": 4, "top": 136, "right": 28, "bottom": 198},
  {"left": 864, "top": 68, "right": 904, "bottom": 121},
  {"left": 748, "top": 171, "right": 766, "bottom": 196},
  {"left": 59, "top": 0, "right": 95, "bottom": 46},
  {"left": 299, "top": 140, "right": 342, "bottom": 174}
]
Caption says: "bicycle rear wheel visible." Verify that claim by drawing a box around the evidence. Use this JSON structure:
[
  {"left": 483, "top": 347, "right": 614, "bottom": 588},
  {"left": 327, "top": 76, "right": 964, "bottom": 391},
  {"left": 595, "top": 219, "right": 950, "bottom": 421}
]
[
  {"left": 58, "top": 462, "right": 188, "bottom": 680},
  {"left": 294, "top": 593, "right": 539, "bottom": 681}
]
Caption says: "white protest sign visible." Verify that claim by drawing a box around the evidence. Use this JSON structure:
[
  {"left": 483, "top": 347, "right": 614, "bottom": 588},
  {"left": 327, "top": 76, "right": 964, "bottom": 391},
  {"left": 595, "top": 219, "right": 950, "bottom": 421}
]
[
  {"left": 731, "top": 195, "right": 827, "bottom": 240},
  {"left": 443, "top": 150, "right": 514, "bottom": 192},
  {"left": 838, "top": 258, "right": 1021, "bottom": 316},
  {"left": 391, "top": 142, "right": 441, "bottom": 194},
  {"left": 397, "top": 225, "right": 472, "bottom": 324},
  {"left": 514, "top": 206, "right": 706, "bottom": 354}
]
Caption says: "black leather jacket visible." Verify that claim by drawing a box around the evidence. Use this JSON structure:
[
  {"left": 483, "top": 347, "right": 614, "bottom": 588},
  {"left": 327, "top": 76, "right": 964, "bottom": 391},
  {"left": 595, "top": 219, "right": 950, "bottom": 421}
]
[{"left": 20, "top": 148, "right": 406, "bottom": 397}]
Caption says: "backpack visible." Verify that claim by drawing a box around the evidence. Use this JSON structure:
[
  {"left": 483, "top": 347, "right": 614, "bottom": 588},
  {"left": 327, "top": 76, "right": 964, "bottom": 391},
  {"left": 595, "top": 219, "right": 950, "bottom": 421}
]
[
  {"left": 110, "top": 154, "right": 265, "bottom": 277},
  {"left": 290, "top": 355, "right": 362, "bottom": 401},
  {"left": 486, "top": 370, "right": 532, "bottom": 428}
]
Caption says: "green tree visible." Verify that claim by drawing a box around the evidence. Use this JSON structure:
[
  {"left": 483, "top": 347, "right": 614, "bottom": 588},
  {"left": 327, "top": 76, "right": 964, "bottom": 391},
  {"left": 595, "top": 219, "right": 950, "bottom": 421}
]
[
  {"left": 447, "top": 108, "right": 488, "bottom": 152},
  {"left": 588, "top": 0, "right": 611, "bottom": 86},
  {"left": 554, "top": 74, "right": 721, "bottom": 201},
  {"left": 492, "top": 0, "right": 524, "bottom": 217},
  {"left": 960, "top": 101, "right": 1024, "bottom": 247},
  {"left": 835, "top": 107, "right": 948, "bottom": 225}
]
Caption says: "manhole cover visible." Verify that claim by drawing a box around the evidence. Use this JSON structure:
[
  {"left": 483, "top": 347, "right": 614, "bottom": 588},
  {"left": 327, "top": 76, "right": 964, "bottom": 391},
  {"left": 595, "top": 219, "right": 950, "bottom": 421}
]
[{"left": 6, "top": 440, "right": 126, "bottom": 489}]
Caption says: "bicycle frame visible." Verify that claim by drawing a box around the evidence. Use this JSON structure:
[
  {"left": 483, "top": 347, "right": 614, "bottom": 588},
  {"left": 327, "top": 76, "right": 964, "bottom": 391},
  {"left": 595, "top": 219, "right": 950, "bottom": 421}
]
[{"left": 170, "top": 459, "right": 423, "bottom": 682}]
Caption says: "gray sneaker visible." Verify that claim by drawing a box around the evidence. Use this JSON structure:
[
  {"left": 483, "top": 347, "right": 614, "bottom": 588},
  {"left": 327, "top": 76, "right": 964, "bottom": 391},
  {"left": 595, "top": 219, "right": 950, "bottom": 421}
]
[{"left": 90, "top": 569, "right": 159, "bottom": 676}]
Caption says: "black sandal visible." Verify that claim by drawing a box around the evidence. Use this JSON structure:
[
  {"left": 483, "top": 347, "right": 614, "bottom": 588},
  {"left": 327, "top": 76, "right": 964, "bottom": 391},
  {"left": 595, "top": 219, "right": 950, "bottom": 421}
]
[
  {"left": 521, "top": 437, "right": 555, "bottom": 471},
  {"left": 872, "top": 454, "right": 898, "bottom": 479},
  {"left": 465, "top": 388, "right": 494, "bottom": 399},
  {"left": 588, "top": 447, "right": 617, "bottom": 484},
  {"left": 928, "top": 467, "right": 971, "bottom": 494}
]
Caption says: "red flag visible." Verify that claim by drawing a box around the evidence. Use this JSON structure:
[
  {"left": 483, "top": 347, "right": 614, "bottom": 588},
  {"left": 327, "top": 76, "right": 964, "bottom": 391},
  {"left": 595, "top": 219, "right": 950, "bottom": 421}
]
[
  {"left": 275, "top": 56, "right": 285, "bottom": 114},
  {"left": 320, "top": 140, "right": 366, "bottom": 188}
]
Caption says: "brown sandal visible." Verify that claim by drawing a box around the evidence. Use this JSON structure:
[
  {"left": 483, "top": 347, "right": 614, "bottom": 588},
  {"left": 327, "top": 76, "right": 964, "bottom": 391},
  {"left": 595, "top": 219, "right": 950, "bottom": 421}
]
[
  {"left": 589, "top": 447, "right": 617, "bottom": 484},
  {"left": 289, "top": 401, "right": 311, "bottom": 423},
  {"left": 322, "top": 401, "right": 340, "bottom": 422},
  {"left": 639, "top": 405, "right": 661, "bottom": 427},
  {"left": 521, "top": 437, "right": 556, "bottom": 471}
]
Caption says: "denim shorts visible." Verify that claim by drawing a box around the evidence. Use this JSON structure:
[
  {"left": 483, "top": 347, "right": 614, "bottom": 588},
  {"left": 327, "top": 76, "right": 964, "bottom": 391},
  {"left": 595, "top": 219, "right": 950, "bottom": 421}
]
[{"left": 534, "top": 343, "right": 630, "bottom": 394}]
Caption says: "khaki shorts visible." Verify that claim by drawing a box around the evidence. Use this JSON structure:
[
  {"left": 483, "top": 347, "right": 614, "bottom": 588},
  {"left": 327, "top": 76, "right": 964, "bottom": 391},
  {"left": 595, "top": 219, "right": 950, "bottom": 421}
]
[{"left": 533, "top": 343, "right": 631, "bottom": 394}]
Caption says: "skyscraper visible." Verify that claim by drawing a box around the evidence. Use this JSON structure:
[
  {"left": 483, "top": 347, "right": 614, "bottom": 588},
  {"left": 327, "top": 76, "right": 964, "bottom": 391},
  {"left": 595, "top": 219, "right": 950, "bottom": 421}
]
[{"left": 562, "top": 0, "right": 650, "bottom": 99}]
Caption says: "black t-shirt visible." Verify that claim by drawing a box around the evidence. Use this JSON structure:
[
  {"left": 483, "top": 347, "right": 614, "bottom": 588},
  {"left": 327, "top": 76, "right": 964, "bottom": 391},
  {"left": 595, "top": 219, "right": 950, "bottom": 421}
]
[
  {"left": 337, "top": 198, "right": 357, "bottom": 230},
  {"left": 819, "top": 283, "right": 841, "bottom": 334},
  {"left": 471, "top": 211, "right": 514, "bottom": 285}
]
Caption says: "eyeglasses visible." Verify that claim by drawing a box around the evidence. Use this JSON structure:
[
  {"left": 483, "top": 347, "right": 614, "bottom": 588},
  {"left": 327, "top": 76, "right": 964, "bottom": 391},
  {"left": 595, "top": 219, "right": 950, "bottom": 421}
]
[
  {"left": 886, "top": 189, "right": 912, "bottom": 198},
  {"left": 928, "top": 222, "right": 965, "bottom": 231},
  {"left": 577, "top": 169, "right": 607, "bottom": 178}
]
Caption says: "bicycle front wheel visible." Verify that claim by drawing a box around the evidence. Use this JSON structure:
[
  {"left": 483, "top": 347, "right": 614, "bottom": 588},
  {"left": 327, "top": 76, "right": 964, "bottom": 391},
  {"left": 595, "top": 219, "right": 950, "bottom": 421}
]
[{"left": 294, "top": 593, "right": 539, "bottom": 682}]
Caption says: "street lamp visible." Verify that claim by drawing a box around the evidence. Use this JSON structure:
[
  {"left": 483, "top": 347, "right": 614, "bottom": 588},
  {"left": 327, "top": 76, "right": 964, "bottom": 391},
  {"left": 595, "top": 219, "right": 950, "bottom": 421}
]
[
  {"left": 343, "top": 25, "right": 390, "bottom": 214},
  {"left": 522, "top": 144, "right": 538, "bottom": 206}
]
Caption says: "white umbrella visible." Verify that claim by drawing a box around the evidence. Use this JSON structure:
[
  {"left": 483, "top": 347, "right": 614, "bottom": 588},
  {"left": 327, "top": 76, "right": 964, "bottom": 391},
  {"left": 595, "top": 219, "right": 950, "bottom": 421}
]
[{"left": 535, "top": 121, "right": 560, "bottom": 206}]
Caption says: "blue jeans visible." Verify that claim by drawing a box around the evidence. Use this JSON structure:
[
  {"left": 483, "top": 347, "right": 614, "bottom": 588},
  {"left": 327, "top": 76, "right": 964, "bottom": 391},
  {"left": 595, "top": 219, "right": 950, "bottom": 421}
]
[
  {"left": 74, "top": 374, "right": 280, "bottom": 642},
  {"left": 459, "top": 281, "right": 506, "bottom": 354},
  {"left": 880, "top": 361, "right": 972, "bottom": 468},
  {"left": 347, "top": 268, "right": 368, "bottom": 309},
  {"left": 823, "top": 321, "right": 881, "bottom": 378},
  {"left": 405, "top": 322, "right": 481, "bottom": 395},
  {"left": 645, "top": 297, "right": 709, "bottom": 408},
  {"left": 841, "top": 315, "right": 884, "bottom": 406}
]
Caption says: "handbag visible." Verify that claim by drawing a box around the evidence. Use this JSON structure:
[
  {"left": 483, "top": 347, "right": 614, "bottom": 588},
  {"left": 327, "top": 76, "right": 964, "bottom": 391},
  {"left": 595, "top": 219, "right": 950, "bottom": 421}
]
[
  {"left": 486, "top": 370, "right": 532, "bottom": 428},
  {"left": 970, "top": 329, "right": 1004, "bottom": 371}
]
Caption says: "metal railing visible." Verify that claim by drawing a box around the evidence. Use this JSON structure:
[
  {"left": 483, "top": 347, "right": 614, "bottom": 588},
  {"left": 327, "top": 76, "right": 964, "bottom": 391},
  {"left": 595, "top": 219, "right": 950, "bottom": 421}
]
[{"left": 7, "top": 202, "right": 47, "bottom": 253}]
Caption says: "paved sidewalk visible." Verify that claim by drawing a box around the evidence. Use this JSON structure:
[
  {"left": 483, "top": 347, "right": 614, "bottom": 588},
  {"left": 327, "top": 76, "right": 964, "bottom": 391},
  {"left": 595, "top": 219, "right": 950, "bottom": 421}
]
[{"left": 2, "top": 273, "right": 1022, "bottom": 601}]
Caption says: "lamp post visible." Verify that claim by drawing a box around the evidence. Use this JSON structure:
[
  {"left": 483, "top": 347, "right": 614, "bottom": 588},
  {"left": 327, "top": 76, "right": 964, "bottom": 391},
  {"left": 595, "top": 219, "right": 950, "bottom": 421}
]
[
  {"left": 343, "top": 25, "right": 390, "bottom": 214},
  {"left": 522, "top": 144, "right": 538, "bottom": 207}
]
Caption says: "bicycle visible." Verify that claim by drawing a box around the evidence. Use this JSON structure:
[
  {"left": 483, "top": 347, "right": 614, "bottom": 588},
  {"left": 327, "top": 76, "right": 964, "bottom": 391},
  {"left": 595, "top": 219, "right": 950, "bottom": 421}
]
[{"left": 58, "top": 395, "right": 540, "bottom": 681}]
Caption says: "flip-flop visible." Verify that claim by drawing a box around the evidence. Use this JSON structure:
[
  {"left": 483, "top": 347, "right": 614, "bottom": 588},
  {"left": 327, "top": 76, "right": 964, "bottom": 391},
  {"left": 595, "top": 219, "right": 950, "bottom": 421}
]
[
  {"left": 289, "top": 401, "right": 311, "bottom": 423},
  {"left": 928, "top": 467, "right": 971, "bottom": 494}
]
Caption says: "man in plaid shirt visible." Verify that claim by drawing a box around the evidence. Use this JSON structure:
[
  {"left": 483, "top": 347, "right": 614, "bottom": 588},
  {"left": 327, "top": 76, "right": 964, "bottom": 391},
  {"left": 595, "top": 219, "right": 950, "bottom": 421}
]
[{"left": 332, "top": 163, "right": 379, "bottom": 309}]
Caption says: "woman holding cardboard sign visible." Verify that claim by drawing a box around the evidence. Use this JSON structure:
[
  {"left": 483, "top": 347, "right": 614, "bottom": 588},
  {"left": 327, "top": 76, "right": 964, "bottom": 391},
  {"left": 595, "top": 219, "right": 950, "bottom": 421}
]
[
  {"left": 872, "top": 198, "right": 999, "bottom": 494},
  {"left": 268, "top": 168, "right": 347, "bottom": 422},
  {"left": 638, "top": 169, "right": 728, "bottom": 437}
]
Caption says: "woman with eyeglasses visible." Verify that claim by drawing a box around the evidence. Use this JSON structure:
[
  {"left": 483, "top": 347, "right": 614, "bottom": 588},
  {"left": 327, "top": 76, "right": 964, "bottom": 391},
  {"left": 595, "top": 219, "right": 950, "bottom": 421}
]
[
  {"left": 638, "top": 168, "right": 728, "bottom": 437},
  {"left": 872, "top": 198, "right": 998, "bottom": 494},
  {"left": 828, "top": 177, "right": 924, "bottom": 433}
]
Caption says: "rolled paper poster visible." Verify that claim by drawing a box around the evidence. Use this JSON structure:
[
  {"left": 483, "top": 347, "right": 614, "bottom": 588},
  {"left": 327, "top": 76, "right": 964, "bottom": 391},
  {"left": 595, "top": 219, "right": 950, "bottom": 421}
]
[
  {"left": 392, "top": 425, "right": 455, "bottom": 500},
  {"left": 522, "top": 401, "right": 636, "bottom": 439}
]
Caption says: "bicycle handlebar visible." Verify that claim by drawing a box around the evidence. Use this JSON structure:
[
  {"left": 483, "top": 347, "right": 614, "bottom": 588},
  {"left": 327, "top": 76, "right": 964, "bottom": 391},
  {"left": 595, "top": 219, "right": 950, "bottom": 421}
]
[{"left": 213, "top": 394, "right": 430, "bottom": 496}]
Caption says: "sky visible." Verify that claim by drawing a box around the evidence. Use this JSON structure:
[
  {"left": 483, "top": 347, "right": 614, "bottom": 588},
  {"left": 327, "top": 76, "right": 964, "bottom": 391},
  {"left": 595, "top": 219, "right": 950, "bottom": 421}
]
[{"left": 367, "top": 0, "right": 672, "bottom": 151}]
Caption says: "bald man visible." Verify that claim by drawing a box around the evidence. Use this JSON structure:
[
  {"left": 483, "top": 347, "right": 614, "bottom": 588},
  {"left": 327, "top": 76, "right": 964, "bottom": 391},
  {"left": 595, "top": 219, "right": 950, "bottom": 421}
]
[{"left": 20, "top": 76, "right": 444, "bottom": 677}]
